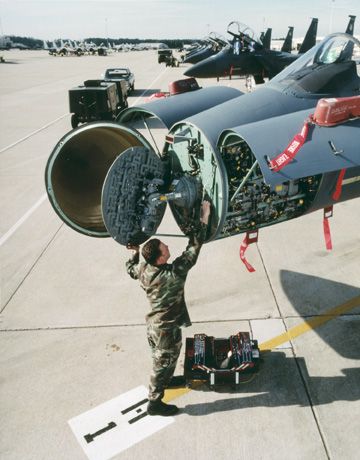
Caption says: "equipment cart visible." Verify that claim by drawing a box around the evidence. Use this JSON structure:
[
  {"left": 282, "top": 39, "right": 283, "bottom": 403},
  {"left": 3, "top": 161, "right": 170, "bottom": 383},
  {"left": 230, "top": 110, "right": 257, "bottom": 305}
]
[{"left": 69, "top": 79, "right": 128, "bottom": 128}]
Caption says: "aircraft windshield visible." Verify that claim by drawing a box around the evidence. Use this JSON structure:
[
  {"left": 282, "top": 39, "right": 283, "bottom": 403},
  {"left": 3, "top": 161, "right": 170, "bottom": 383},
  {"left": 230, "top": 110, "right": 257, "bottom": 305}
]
[
  {"left": 208, "top": 32, "right": 228, "bottom": 46},
  {"left": 227, "top": 21, "right": 262, "bottom": 45},
  {"left": 106, "top": 69, "right": 129, "bottom": 78},
  {"left": 271, "top": 33, "right": 360, "bottom": 94},
  {"left": 207, "top": 32, "right": 228, "bottom": 51}
]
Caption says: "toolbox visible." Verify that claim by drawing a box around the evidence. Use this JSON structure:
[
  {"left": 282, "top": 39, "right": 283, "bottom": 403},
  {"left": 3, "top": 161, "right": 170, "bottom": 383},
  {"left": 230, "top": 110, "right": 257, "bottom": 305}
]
[{"left": 184, "top": 331, "right": 260, "bottom": 388}]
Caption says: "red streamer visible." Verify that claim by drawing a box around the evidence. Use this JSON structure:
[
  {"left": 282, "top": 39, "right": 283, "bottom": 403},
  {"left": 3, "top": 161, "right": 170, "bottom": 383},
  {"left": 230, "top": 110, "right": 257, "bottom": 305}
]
[
  {"left": 323, "top": 207, "right": 333, "bottom": 251},
  {"left": 332, "top": 168, "right": 346, "bottom": 201},
  {"left": 239, "top": 230, "right": 258, "bottom": 273},
  {"left": 268, "top": 117, "right": 312, "bottom": 172}
]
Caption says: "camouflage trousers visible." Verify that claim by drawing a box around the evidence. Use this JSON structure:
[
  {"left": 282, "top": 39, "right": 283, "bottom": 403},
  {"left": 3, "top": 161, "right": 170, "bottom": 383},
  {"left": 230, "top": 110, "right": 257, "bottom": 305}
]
[{"left": 146, "top": 323, "right": 182, "bottom": 402}]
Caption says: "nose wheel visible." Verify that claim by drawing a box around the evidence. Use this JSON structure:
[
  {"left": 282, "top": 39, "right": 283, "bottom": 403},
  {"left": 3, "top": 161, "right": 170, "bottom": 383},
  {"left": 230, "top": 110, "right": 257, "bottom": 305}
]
[{"left": 101, "top": 146, "right": 167, "bottom": 245}]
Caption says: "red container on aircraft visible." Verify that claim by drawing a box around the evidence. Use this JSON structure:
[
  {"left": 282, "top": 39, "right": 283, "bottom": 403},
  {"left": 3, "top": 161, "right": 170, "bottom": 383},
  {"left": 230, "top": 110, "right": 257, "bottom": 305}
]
[
  {"left": 168, "top": 77, "right": 200, "bottom": 95},
  {"left": 313, "top": 96, "right": 360, "bottom": 126}
]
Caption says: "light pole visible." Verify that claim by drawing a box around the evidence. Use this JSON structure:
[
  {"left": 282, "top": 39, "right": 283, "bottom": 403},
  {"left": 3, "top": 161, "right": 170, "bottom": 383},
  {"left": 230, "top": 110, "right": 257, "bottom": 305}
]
[
  {"left": 329, "top": 0, "right": 335, "bottom": 33},
  {"left": 105, "top": 17, "right": 108, "bottom": 47}
]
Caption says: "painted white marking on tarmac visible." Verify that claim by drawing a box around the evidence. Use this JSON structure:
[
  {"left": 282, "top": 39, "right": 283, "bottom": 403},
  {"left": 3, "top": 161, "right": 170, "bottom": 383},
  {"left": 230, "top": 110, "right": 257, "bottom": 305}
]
[
  {"left": 0, "top": 194, "right": 47, "bottom": 247},
  {"left": 131, "top": 67, "right": 169, "bottom": 106},
  {"left": 0, "top": 113, "right": 69, "bottom": 154},
  {"left": 68, "top": 386, "right": 174, "bottom": 460}
]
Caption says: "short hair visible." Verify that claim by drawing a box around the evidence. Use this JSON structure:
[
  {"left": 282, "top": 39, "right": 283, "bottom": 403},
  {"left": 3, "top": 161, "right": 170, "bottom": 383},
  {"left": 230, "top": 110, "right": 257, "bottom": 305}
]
[{"left": 142, "top": 238, "right": 162, "bottom": 265}]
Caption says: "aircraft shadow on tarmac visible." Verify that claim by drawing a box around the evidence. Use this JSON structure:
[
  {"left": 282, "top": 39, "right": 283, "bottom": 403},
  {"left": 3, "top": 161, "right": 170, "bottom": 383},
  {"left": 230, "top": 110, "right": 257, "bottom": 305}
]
[
  {"left": 183, "top": 353, "right": 360, "bottom": 416},
  {"left": 280, "top": 270, "right": 360, "bottom": 360},
  {"left": 183, "top": 272, "right": 360, "bottom": 416},
  {"left": 131, "top": 88, "right": 161, "bottom": 97}
]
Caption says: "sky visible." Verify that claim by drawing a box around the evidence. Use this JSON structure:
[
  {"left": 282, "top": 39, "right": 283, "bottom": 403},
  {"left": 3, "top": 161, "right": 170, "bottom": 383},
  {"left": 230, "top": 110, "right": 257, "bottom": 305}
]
[{"left": 0, "top": 0, "right": 359, "bottom": 40}]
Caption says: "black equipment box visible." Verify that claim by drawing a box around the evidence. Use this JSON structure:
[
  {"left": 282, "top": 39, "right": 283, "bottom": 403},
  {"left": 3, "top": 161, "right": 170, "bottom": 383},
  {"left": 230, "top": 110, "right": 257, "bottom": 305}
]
[
  {"left": 69, "top": 79, "right": 121, "bottom": 128},
  {"left": 184, "top": 332, "right": 260, "bottom": 388}
]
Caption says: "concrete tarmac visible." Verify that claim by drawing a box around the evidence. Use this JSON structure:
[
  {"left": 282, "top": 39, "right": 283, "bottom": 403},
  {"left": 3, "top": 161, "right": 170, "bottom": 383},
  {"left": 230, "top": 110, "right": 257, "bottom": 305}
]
[{"left": 0, "top": 49, "right": 359, "bottom": 460}]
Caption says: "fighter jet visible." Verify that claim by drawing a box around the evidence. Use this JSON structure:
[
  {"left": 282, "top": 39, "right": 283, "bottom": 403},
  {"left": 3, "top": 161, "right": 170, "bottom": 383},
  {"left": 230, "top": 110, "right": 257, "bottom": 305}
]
[
  {"left": 43, "top": 39, "right": 66, "bottom": 56},
  {"left": 182, "top": 33, "right": 228, "bottom": 64},
  {"left": 44, "top": 39, "right": 82, "bottom": 56},
  {"left": 182, "top": 39, "right": 209, "bottom": 63},
  {"left": 43, "top": 40, "right": 56, "bottom": 55},
  {"left": 84, "top": 41, "right": 98, "bottom": 54},
  {"left": 70, "top": 40, "right": 86, "bottom": 56},
  {"left": 45, "top": 33, "right": 360, "bottom": 270},
  {"left": 184, "top": 18, "right": 319, "bottom": 83}
]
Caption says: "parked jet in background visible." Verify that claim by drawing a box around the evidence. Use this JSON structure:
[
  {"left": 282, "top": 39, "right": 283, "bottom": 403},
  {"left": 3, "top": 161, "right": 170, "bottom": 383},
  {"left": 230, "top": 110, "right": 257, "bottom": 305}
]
[
  {"left": 182, "top": 32, "right": 228, "bottom": 63},
  {"left": 184, "top": 18, "right": 319, "bottom": 82},
  {"left": 69, "top": 40, "right": 86, "bottom": 56},
  {"left": 43, "top": 39, "right": 83, "bottom": 56},
  {"left": 43, "top": 40, "right": 61, "bottom": 55}
]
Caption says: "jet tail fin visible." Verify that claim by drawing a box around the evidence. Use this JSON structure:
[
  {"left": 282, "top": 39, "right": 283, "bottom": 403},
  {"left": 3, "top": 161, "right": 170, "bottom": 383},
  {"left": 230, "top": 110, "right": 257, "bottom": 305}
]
[
  {"left": 262, "top": 28, "right": 272, "bottom": 50},
  {"left": 281, "top": 26, "right": 294, "bottom": 53},
  {"left": 298, "top": 18, "right": 318, "bottom": 54},
  {"left": 345, "top": 15, "right": 356, "bottom": 35}
]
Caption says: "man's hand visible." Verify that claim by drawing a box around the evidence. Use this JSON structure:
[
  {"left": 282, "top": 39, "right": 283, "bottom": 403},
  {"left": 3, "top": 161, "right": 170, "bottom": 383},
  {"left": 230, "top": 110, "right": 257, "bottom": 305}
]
[
  {"left": 200, "top": 200, "right": 211, "bottom": 225},
  {"left": 126, "top": 243, "right": 140, "bottom": 254}
]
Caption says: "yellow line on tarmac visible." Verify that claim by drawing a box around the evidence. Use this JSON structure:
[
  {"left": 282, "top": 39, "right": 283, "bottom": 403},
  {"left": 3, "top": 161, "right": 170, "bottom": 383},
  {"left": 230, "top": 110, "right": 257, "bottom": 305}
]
[
  {"left": 163, "top": 386, "right": 194, "bottom": 403},
  {"left": 163, "top": 294, "right": 360, "bottom": 403},
  {"left": 259, "top": 294, "right": 360, "bottom": 351}
]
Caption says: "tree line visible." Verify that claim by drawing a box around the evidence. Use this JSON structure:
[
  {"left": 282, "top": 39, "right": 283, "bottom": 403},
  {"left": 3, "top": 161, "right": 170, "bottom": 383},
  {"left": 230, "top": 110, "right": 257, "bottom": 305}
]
[{"left": 6, "top": 36, "right": 197, "bottom": 49}]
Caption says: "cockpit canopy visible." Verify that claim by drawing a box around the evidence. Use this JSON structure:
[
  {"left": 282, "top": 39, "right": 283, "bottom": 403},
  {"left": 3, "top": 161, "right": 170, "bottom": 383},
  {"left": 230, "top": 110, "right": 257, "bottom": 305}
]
[
  {"left": 270, "top": 33, "right": 360, "bottom": 96},
  {"left": 227, "top": 21, "right": 262, "bottom": 46},
  {"left": 208, "top": 32, "right": 228, "bottom": 45}
]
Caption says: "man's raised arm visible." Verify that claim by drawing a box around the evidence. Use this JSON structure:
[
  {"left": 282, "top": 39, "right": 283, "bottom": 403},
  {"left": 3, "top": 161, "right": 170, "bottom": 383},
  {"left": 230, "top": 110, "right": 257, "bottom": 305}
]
[
  {"left": 173, "top": 200, "right": 211, "bottom": 275},
  {"left": 126, "top": 244, "right": 140, "bottom": 280}
]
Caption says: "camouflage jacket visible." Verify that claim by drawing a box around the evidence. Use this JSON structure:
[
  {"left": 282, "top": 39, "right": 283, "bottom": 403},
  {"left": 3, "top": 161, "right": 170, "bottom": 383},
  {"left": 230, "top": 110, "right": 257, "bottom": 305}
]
[{"left": 126, "top": 225, "right": 206, "bottom": 329}]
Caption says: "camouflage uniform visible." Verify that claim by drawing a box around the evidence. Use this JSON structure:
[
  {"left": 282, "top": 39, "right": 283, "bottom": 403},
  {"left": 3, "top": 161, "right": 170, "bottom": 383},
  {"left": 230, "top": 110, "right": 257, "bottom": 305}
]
[{"left": 126, "top": 225, "right": 206, "bottom": 401}]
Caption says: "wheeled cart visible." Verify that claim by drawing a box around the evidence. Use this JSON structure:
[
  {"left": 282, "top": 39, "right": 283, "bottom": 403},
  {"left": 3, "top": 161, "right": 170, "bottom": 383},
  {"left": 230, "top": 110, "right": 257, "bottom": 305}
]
[{"left": 69, "top": 79, "right": 127, "bottom": 128}]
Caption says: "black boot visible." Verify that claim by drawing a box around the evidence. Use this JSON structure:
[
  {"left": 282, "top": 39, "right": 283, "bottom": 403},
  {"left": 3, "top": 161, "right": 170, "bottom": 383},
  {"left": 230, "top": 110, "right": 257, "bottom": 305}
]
[{"left": 147, "top": 400, "right": 179, "bottom": 416}]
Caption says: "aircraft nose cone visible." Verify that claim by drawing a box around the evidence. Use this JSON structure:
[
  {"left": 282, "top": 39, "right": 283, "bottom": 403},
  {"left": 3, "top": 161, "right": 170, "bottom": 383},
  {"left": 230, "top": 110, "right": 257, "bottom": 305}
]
[
  {"left": 184, "top": 66, "right": 197, "bottom": 77},
  {"left": 184, "top": 59, "right": 215, "bottom": 78},
  {"left": 183, "top": 54, "right": 203, "bottom": 64},
  {"left": 183, "top": 56, "right": 193, "bottom": 64}
]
